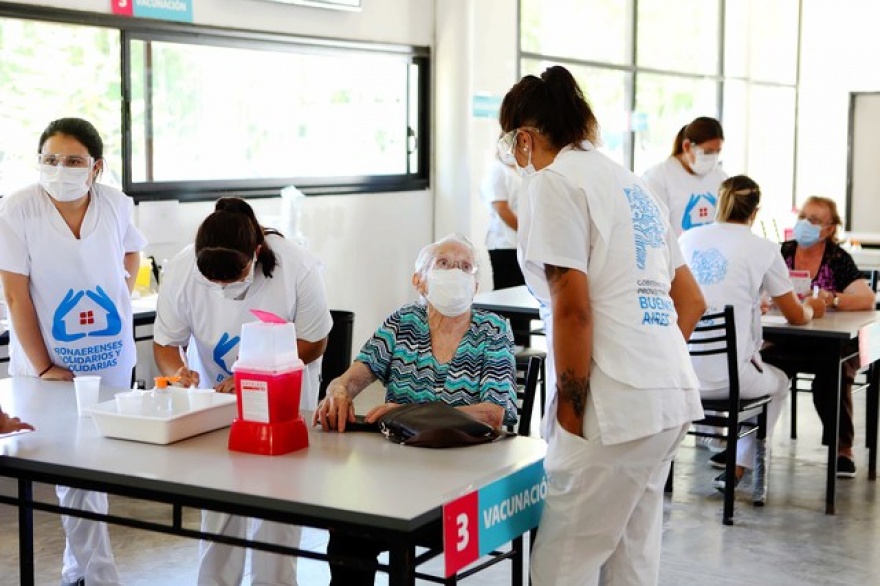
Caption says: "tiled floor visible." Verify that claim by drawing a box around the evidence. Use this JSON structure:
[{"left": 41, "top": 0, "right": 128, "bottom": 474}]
[{"left": 2, "top": 389, "right": 879, "bottom": 585}]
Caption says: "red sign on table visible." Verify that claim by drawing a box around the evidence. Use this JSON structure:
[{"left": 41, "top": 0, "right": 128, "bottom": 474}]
[
  {"left": 111, "top": 0, "right": 134, "bottom": 16},
  {"left": 442, "top": 491, "right": 480, "bottom": 572}
]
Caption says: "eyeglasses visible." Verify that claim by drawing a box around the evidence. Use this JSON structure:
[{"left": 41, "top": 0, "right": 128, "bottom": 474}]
[
  {"left": 37, "top": 154, "right": 95, "bottom": 168},
  {"left": 798, "top": 214, "right": 832, "bottom": 227},
  {"left": 432, "top": 256, "right": 477, "bottom": 275},
  {"left": 496, "top": 126, "right": 541, "bottom": 166}
]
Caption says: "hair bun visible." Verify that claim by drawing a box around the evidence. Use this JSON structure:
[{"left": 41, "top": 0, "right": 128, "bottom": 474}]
[{"left": 215, "top": 197, "right": 252, "bottom": 214}]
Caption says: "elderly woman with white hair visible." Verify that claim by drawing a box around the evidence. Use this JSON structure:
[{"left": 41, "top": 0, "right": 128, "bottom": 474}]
[{"left": 313, "top": 233, "right": 518, "bottom": 585}]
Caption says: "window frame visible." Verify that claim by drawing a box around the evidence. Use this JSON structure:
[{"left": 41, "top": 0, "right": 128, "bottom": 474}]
[{"left": 0, "top": 2, "right": 430, "bottom": 202}]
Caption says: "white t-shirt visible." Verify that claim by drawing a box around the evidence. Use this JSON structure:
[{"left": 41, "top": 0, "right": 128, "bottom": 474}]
[
  {"left": 480, "top": 159, "right": 522, "bottom": 250},
  {"left": 0, "top": 183, "right": 147, "bottom": 388},
  {"left": 518, "top": 143, "right": 702, "bottom": 445},
  {"left": 642, "top": 157, "right": 728, "bottom": 237},
  {"left": 154, "top": 234, "right": 333, "bottom": 410},
  {"left": 678, "top": 222, "right": 793, "bottom": 390}
]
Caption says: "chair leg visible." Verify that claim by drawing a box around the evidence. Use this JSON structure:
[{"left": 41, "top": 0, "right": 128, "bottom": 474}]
[
  {"left": 723, "top": 422, "right": 738, "bottom": 525},
  {"left": 665, "top": 460, "right": 674, "bottom": 494},
  {"left": 753, "top": 406, "right": 768, "bottom": 506}
]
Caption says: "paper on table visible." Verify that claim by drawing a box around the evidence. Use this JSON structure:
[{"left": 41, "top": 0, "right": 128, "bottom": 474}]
[{"left": 763, "top": 315, "right": 788, "bottom": 324}]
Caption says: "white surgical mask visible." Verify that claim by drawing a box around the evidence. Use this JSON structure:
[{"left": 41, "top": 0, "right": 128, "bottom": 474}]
[
  {"left": 690, "top": 147, "right": 719, "bottom": 176},
  {"left": 197, "top": 257, "right": 256, "bottom": 300},
  {"left": 39, "top": 164, "right": 91, "bottom": 202},
  {"left": 426, "top": 268, "right": 475, "bottom": 317},
  {"left": 516, "top": 148, "right": 537, "bottom": 177}
]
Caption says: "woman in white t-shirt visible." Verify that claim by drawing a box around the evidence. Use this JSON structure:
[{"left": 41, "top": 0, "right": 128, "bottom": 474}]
[
  {"left": 499, "top": 65, "right": 708, "bottom": 585},
  {"left": 642, "top": 116, "right": 728, "bottom": 237},
  {"left": 153, "top": 197, "right": 332, "bottom": 586},
  {"left": 678, "top": 175, "right": 826, "bottom": 490},
  {"left": 0, "top": 117, "right": 146, "bottom": 586},
  {"left": 480, "top": 156, "right": 530, "bottom": 344}
]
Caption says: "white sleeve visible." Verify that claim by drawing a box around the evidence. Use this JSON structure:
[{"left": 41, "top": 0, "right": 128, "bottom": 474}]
[
  {"left": 0, "top": 208, "right": 29, "bottom": 276},
  {"left": 291, "top": 263, "right": 333, "bottom": 343},
  {"left": 642, "top": 164, "right": 670, "bottom": 217},
  {"left": 480, "top": 160, "right": 511, "bottom": 205},
  {"left": 518, "top": 171, "right": 590, "bottom": 286},
  {"left": 762, "top": 248, "right": 794, "bottom": 298},
  {"left": 152, "top": 258, "right": 193, "bottom": 347},
  {"left": 116, "top": 193, "right": 148, "bottom": 253}
]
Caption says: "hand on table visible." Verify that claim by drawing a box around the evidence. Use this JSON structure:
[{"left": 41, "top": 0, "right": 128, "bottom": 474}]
[
  {"left": 0, "top": 410, "right": 34, "bottom": 435},
  {"left": 313, "top": 385, "right": 356, "bottom": 432},
  {"left": 174, "top": 367, "right": 200, "bottom": 388},
  {"left": 804, "top": 297, "right": 826, "bottom": 319},
  {"left": 39, "top": 365, "right": 73, "bottom": 381},
  {"left": 214, "top": 376, "right": 236, "bottom": 394}
]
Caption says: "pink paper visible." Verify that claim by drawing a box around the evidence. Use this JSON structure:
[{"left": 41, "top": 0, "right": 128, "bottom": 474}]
[{"left": 250, "top": 309, "right": 288, "bottom": 324}]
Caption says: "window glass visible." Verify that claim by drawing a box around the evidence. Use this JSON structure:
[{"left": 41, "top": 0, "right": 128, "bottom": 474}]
[
  {"left": 130, "top": 38, "right": 417, "bottom": 184},
  {"left": 521, "top": 59, "right": 630, "bottom": 166},
  {"left": 520, "top": 0, "right": 631, "bottom": 66},
  {"left": 0, "top": 19, "right": 122, "bottom": 196},
  {"left": 725, "top": 0, "right": 799, "bottom": 84},
  {"left": 633, "top": 74, "right": 718, "bottom": 175},
  {"left": 637, "top": 0, "right": 721, "bottom": 75},
  {"left": 744, "top": 84, "right": 796, "bottom": 226}
]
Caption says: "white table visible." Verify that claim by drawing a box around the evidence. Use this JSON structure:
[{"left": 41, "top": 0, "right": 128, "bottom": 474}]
[
  {"left": 0, "top": 377, "right": 546, "bottom": 586},
  {"left": 473, "top": 286, "right": 541, "bottom": 320}
]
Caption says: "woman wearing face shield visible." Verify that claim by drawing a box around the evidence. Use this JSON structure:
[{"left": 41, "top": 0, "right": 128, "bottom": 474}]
[
  {"left": 776, "top": 196, "right": 875, "bottom": 478},
  {"left": 642, "top": 116, "right": 727, "bottom": 237},
  {"left": 0, "top": 117, "right": 147, "bottom": 586},
  {"left": 499, "top": 65, "right": 707, "bottom": 585},
  {"left": 313, "top": 233, "right": 518, "bottom": 585},
  {"left": 153, "top": 197, "right": 332, "bottom": 586}
]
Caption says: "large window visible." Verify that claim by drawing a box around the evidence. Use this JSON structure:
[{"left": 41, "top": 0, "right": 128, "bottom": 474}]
[
  {"left": 519, "top": 0, "right": 801, "bottom": 217},
  {"left": 0, "top": 5, "right": 429, "bottom": 201}
]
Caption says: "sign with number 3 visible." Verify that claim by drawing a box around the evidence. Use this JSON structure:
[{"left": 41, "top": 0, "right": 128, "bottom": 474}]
[{"left": 442, "top": 459, "right": 546, "bottom": 577}]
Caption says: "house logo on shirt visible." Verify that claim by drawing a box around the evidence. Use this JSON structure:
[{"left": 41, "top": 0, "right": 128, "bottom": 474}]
[
  {"left": 51, "top": 287, "right": 123, "bottom": 372},
  {"left": 690, "top": 248, "right": 727, "bottom": 286},
  {"left": 212, "top": 332, "right": 240, "bottom": 383},
  {"left": 624, "top": 183, "right": 666, "bottom": 270},
  {"left": 682, "top": 193, "right": 717, "bottom": 232}
]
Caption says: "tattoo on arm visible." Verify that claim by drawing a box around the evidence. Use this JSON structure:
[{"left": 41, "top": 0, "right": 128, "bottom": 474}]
[
  {"left": 545, "top": 264, "right": 570, "bottom": 293},
  {"left": 557, "top": 369, "right": 589, "bottom": 416}
]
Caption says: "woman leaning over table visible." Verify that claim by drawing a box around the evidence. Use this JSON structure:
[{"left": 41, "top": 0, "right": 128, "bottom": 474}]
[
  {"left": 780, "top": 195, "right": 875, "bottom": 478},
  {"left": 678, "top": 175, "right": 826, "bottom": 491},
  {"left": 313, "top": 233, "right": 518, "bottom": 585},
  {"left": 153, "top": 197, "right": 332, "bottom": 586},
  {"left": 0, "top": 117, "right": 146, "bottom": 586},
  {"left": 499, "top": 65, "right": 707, "bottom": 585}
]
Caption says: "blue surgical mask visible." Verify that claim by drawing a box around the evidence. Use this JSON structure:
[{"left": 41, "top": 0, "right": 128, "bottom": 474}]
[{"left": 793, "top": 218, "right": 822, "bottom": 247}]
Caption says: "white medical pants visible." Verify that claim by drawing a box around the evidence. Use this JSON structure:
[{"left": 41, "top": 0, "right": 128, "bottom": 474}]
[
  {"left": 197, "top": 511, "right": 300, "bottom": 586},
  {"left": 530, "top": 412, "right": 688, "bottom": 586},
  {"left": 56, "top": 485, "right": 121, "bottom": 586},
  {"left": 700, "top": 361, "right": 788, "bottom": 470}
]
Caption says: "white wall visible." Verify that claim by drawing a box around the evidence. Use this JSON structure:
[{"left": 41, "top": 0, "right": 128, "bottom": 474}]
[{"left": 797, "top": 0, "right": 880, "bottom": 220}]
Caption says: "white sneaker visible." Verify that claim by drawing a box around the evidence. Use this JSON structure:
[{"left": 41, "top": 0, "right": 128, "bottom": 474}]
[{"left": 695, "top": 437, "right": 727, "bottom": 453}]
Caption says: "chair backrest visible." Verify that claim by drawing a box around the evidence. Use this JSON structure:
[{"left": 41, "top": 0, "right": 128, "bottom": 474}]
[
  {"left": 510, "top": 354, "right": 542, "bottom": 436},
  {"left": 688, "top": 305, "right": 739, "bottom": 404},
  {"left": 318, "top": 310, "right": 355, "bottom": 401},
  {"left": 859, "top": 269, "right": 879, "bottom": 292}
]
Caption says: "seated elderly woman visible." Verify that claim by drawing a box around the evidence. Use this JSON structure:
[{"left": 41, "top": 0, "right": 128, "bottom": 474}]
[{"left": 312, "top": 233, "right": 518, "bottom": 585}]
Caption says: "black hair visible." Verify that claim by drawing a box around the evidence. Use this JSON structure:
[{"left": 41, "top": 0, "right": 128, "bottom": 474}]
[
  {"left": 499, "top": 65, "right": 599, "bottom": 150},
  {"left": 194, "top": 197, "right": 282, "bottom": 281},
  {"left": 38, "top": 118, "right": 104, "bottom": 159}
]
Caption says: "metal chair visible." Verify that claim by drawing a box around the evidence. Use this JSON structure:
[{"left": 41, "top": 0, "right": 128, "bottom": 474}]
[
  {"left": 508, "top": 354, "right": 543, "bottom": 436},
  {"left": 318, "top": 310, "right": 354, "bottom": 401},
  {"left": 667, "top": 305, "right": 771, "bottom": 525}
]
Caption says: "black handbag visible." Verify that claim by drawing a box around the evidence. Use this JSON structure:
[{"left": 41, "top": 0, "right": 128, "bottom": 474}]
[{"left": 378, "top": 401, "right": 513, "bottom": 448}]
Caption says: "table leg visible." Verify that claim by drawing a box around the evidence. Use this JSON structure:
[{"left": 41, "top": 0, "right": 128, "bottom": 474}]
[
  {"left": 18, "top": 478, "right": 34, "bottom": 586},
  {"left": 868, "top": 362, "right": 879, "bottom": 480},
  {"left": 825, "top": 353, "right": 843, "bottom": 515},
  {"left": 387, "top": 539, "right": 416, "bottom": 586}
]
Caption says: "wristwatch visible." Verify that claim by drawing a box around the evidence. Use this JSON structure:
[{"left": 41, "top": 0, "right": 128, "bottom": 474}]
[{"left": 832, "top": 295, "right": 841, "bottom": 309}]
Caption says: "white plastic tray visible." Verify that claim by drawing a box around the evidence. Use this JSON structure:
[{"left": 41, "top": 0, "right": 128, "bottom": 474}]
[{"left": 89, "top": 389, "right": 237, "bottom": 445}]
